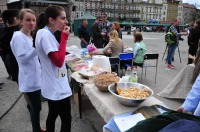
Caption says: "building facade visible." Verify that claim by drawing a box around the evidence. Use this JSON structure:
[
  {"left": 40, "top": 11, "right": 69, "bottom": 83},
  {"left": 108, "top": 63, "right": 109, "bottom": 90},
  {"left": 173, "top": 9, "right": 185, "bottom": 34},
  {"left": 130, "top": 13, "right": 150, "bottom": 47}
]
[
  {"left": 182, "top": 3, "right": 196, "bottom": 25},
  {"left": 0, "top": 0, "right": 7, "bottom": 14},
  {"left": 1, "top": 0, "right": 72, "bottom": 21},
  {"left": 74, "top": 0, "right": 164, "bottom": 22}
]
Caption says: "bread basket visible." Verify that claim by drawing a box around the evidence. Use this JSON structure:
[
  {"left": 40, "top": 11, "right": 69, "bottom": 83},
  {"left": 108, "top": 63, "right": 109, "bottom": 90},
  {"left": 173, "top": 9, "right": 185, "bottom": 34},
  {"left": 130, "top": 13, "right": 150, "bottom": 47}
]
[{"left": 94, "top": 73, "right": 119, "bottom": 92}]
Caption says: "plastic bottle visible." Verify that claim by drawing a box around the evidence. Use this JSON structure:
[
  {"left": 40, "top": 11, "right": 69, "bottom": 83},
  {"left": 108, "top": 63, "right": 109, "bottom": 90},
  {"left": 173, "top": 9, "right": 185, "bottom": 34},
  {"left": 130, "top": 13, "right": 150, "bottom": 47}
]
[
  {"left": 80, "top": 48, "right": 88, "bottom": 58},
  {"left": 129, "top": 67, "right": 138, "bottom": 83},
  {"left": 80, "top": 49, "right": 84, "bottom": 58},
  {"left": 125, "top": 66, "right": 132, "bottom": 77}
]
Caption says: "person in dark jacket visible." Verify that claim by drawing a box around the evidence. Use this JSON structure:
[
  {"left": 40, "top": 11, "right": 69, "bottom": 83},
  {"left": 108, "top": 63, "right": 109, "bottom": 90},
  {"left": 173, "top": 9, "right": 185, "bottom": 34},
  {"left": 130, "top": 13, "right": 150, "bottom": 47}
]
[
  {"left": 91, "top": 16, "right": 105, "bottom": 48},
  {"left": 78, "top": 18, "right": 90, "bottom": 48},
  {"left": 187, "top": 20, "right": 200, "bottom": 64},
  {"left": 0, "top": 9, "right": 20, "bottom": 82},
  {"left": 101, "top": 13, "right": 111, "bottom": 47}
]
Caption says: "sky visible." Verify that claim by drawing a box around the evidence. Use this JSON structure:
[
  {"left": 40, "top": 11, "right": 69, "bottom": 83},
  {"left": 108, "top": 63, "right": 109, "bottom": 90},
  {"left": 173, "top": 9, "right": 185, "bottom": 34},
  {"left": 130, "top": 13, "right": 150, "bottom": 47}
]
[{"left": 183, "top": 0, "right": 200, "bottom": 6}]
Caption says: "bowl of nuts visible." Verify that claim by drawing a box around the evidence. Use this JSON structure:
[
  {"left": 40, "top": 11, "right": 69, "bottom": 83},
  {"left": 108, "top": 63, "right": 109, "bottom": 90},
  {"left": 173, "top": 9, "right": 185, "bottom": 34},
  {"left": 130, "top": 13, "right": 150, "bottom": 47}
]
[
  {"left": 108, "top": 82, "right": 153, "bottom": 106},
  {"left": 94, "top": 73, "right": 120, "bottom": 92}
]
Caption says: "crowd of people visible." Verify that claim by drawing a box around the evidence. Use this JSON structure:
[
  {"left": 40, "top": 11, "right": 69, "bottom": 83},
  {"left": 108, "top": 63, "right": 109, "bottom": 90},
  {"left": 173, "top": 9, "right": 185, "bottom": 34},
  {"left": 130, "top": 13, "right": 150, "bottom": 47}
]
[
  {"left": 78, "top": 14, "right": 146, "bottom": 64},
  {"left": 1, "top": 5, "right": 200, "bottom": 131}
]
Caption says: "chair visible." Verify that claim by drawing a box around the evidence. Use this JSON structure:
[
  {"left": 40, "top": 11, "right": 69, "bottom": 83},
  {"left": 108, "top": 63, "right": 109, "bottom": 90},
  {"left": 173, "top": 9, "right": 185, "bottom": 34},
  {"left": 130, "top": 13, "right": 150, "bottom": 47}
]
[
  {"left": 140, "top": 53, "right": 159, "bottom": 84},
  {"left": 119, "top": 53, "right": 134, "bottom": 76},
  {"left": 109, "top": 57, "right": 120, "bottom": 75}
]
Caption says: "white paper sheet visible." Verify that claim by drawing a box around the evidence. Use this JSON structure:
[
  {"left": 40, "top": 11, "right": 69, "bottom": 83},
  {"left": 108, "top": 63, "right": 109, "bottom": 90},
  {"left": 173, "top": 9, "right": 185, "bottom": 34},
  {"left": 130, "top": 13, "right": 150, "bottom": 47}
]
[{"left": 114, "top": 113, "right": 145, "bottom": 132}]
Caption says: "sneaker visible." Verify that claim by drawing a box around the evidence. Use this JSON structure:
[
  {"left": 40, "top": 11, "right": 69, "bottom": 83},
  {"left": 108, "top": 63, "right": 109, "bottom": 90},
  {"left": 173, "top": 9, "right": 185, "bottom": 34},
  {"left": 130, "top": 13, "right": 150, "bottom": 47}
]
[
  {"left": 167, "top": 64, "right": 174, "bottom": 69},
  {"left": 7, "top": 75, "right": 12, "bottom": 80},
  {"left": 0, "top": 82, "right": 5, "bottom": 86},
  {"left": 0, "top": 87, "right": 3, "bottom": 91},
  {"left": 170, "top": 64, "right": 175, "bottom": 69}
]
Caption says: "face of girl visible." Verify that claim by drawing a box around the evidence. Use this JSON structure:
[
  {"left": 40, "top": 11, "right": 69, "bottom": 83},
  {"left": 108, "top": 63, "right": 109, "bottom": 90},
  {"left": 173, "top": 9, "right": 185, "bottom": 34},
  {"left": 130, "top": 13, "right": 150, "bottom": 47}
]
[
  {"left": 54, "top": 11, "right": 68, "bottom": 31},
  {"left": 21, "top": 12, "right": 36, "bottom": 32}
]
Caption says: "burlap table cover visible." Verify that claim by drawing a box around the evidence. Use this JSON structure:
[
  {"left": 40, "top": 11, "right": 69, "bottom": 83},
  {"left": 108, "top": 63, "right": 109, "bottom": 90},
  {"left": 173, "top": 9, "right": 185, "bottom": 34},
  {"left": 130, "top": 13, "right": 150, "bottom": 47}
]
[{"left": 157, "top": 64, "right": 195, "bottom": 99}]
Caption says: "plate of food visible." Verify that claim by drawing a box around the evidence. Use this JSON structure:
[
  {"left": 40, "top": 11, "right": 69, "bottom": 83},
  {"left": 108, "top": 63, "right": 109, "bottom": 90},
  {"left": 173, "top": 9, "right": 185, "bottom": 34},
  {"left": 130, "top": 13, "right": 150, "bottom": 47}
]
[{"left": 79, "top": 65, "right": 106, "bottom": 79}]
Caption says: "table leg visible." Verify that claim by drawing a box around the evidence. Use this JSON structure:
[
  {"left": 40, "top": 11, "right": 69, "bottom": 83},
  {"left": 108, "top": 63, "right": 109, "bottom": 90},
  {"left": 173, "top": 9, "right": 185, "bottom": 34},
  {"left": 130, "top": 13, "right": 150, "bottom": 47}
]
[{"left": 78, "top": 83, "right": 83, "bottom": 119}]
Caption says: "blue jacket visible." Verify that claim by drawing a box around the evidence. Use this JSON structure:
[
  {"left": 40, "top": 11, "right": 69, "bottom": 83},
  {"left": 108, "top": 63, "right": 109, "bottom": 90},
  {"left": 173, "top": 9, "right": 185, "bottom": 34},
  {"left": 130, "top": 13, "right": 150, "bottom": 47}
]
[{"left": 182, "top": 74, "right": 200, "bottom": 116}]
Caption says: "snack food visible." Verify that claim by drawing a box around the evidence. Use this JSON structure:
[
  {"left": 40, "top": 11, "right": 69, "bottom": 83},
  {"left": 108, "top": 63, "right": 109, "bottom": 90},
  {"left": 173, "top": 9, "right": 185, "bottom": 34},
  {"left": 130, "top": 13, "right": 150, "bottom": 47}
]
[
  {"left": 94, "top": 73, "right": 119, "bottom": 91},
  {"left": 91, "top": 65, "right": 100, "bottom": 72},
  {"left": 117, "top": 87, "right": 151, "bottom": 99}
]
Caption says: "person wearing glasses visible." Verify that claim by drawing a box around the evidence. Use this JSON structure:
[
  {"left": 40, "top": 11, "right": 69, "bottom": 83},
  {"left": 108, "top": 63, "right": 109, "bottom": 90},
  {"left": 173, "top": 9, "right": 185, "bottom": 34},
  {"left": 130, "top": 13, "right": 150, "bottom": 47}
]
[
  {"left": 101, "top": 13, "right": 111, "bottom": 46},
  {"left": 91, "top": 16, "right": 105, "bottom": 48}
]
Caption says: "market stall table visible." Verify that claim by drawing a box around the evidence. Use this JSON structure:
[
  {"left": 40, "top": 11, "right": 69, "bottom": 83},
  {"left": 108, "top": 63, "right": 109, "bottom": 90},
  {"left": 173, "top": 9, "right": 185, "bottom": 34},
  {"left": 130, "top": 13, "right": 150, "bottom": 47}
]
[{"left": 71, "top": 72, "right": 163, "bottom": 122}]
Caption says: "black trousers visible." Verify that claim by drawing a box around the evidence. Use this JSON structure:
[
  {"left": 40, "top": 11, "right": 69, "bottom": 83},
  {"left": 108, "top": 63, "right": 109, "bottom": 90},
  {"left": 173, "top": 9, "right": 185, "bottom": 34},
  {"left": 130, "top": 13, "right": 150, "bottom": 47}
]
[
  {"left": 1, "top": 53, "right": 11, "bottom": 76},
  {"left": 24, "top": 90, "right": 42, "bottom": 132},
  {"left": 188, "top": 46, "right": 198, "bottom": 64},
  {"left": 46, "top": 97, "right": 71, "bottom": 132}
]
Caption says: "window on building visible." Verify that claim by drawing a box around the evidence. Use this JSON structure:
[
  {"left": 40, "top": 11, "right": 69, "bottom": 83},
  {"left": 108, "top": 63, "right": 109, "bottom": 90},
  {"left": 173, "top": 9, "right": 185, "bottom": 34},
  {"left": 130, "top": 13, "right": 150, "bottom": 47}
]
[
  {"left": 80, "top": 5, "right": 83, "bottom": 9},
  {"left": 76, "top": 13, "right": 79, "bottom": 18},
  {"left": 163, "top": 17, "right": 165, "bottom": 21},
  {"left": 127, "top": 5, "right": 129, "bottom": 10},
  {"left": 163, "top": 11, "right": 165, "bottom": 15},
  {"left": 164, "top": 5, "right": 166, "bottom": 10},
  {"left": 116, "top": 5, "right": 118, "bottom": 9},
  {"left": 92, "top": 3, "right": 95, "bottom": 9},
  {"left": 81, "top": 12, "right": 83, "bottom": 17},
  {"left": 92, "top": 12, "right": 95, "bottom": 16},
  {"left": 111, "top": 4, "right": 114, "bottom": 9}
]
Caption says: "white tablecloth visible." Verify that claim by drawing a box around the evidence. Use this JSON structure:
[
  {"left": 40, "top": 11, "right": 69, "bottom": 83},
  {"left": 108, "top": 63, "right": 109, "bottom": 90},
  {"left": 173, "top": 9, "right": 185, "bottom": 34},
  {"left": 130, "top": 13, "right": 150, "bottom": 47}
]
[{"left": 157, "top": 64, "right": 195, "bottom": 99}]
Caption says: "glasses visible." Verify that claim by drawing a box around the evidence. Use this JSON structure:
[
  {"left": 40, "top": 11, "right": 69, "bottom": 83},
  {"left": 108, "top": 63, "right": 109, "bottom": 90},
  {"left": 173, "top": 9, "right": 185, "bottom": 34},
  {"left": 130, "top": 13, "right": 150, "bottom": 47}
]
[
  {"left": 102, "top": 16, "right": 106, "bottom": 18},
  {"left": 99, "top": 20, "right": 102, "bottom": 21}
]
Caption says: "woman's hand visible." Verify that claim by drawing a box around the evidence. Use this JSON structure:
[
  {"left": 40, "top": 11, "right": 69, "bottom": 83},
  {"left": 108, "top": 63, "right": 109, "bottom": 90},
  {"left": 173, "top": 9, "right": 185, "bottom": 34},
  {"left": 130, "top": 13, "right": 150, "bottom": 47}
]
[
  {"left": 107, "top": 48, "right": 112, "bottom": 54},
  {"left": 176, "top": 106, "right": 187, "bottom": 113},
  {"left": 63, "top": 25, "right": 70, "bottom": 36}
]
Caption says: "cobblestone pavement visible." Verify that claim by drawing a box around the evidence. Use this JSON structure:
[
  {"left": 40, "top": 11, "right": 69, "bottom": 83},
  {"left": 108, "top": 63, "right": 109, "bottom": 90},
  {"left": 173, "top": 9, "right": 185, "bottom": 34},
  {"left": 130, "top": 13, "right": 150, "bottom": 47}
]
[{"left": 0, "top": 32, "right": 188, "bottom": 132}]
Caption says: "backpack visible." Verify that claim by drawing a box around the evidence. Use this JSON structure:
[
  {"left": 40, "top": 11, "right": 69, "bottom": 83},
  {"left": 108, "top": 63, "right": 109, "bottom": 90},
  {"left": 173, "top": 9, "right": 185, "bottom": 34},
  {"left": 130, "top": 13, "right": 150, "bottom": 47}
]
[{"left": 165, "top": 32, "right": 177, "bottom": 45}]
